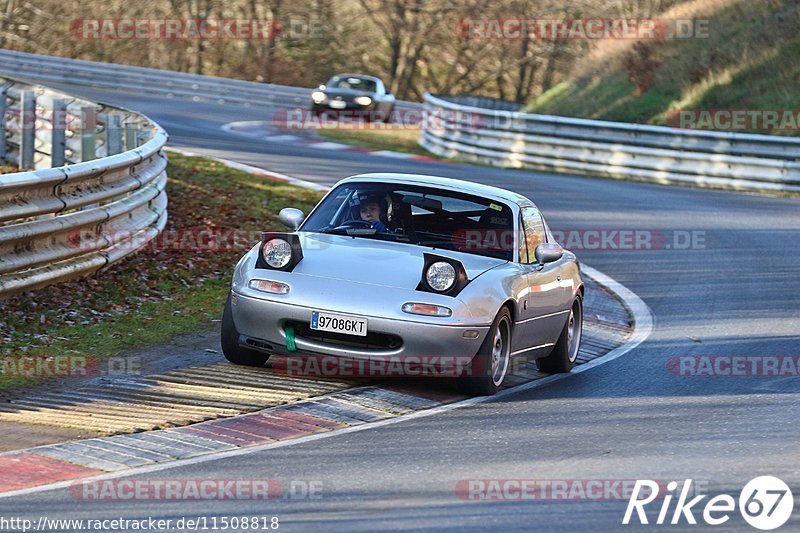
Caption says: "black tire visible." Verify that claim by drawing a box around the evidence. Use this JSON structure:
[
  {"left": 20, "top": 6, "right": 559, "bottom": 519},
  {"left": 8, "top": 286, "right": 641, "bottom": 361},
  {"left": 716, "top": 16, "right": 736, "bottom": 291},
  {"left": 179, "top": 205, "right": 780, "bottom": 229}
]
[
  {"left": 458, "top": 307, "right": 512, "bottom": 396},
  {"left": 221, "top": 294, "right": 270, "bottom": 367},
  {"left": 382, "top": 106, "right": 394, "bottom": 123},
  {"left": 537, "top": 296, "right": 583, "bottom": 374}
]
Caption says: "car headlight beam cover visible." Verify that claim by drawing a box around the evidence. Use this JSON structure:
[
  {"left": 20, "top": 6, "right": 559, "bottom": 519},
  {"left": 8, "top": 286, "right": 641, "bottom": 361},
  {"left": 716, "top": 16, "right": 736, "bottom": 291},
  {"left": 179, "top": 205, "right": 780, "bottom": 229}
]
[
  {"left": 426, "top": 261, "right": 457, "bottom": 292},
  {"left": 311, "top": 91, "right": 327, "bottom": 103},
  {"left": 354, "top": 96, "right": 372, "bottom": 106},
  {"left": 262, "top": 238, "right": 293, "bottom": 269}
]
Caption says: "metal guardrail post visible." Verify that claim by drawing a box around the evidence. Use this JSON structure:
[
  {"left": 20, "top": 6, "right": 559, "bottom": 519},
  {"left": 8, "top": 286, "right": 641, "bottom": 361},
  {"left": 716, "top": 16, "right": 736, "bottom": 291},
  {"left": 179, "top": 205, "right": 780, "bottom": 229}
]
[
  {"left": 80, "top": 106, "right": 97, "bottom": 161},
  {"left": 0, "top": 85, "right": 6, "bottom": 161},
  {"left": 105, "top": 113, "right": 122, "bottom": 155},
  {"left": 124, "top": 122, "right": 138, "bottom": 150},
  {"left": 20, "top": 90, "right": 36, "bottom": 169},
  {"left": 51, "top": 98, "right": 67, "bottom": 167}
]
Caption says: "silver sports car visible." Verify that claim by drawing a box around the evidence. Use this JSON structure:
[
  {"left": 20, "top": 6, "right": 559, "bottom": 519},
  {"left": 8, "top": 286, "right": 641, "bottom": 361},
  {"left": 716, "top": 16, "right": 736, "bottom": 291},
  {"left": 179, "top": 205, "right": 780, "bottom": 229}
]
[{"left": 222, "top": 174, "right": 584, "bottom": 396}]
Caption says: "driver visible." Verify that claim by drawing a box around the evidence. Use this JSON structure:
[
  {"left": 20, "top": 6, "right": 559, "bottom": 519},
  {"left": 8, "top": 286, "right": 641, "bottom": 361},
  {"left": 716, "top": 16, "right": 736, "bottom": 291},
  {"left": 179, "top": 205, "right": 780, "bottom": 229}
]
[{"left": 354, "top": 192, "right": 392, "bottom": 232}]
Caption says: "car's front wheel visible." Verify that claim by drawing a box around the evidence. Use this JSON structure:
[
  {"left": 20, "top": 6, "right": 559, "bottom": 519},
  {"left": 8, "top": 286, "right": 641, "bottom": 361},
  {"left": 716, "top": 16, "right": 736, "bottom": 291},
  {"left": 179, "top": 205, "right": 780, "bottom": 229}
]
[
  {"left": 536, "top": 296, "right": 583, "bottom": 373},
  {"left": 221, "top": 294, "right": 270, "bottom": 367},
  {"left": 458, "top": 307, "right": 512, "bottom": 396}
]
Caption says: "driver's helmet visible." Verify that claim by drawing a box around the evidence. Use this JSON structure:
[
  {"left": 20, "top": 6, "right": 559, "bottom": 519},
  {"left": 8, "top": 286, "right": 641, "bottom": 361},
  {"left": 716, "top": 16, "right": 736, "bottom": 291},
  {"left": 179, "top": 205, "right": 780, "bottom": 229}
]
[{"left": 349, "top": 190, "right": 388, "bottom": 222}]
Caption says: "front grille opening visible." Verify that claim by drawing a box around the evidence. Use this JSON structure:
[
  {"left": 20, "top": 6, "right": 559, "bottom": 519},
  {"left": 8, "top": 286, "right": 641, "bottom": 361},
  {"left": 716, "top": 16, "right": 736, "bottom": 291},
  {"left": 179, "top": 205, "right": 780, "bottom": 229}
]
[{"left": 286, "top": 320, "right": 403, "bottom": 350}]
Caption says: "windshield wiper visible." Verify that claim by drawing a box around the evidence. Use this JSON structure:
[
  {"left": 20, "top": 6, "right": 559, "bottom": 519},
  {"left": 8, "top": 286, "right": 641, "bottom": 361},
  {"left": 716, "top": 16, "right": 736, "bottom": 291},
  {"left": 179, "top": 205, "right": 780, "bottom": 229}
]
[
  {"left": 316, "top": 227, "right": 376, "bottom": 236},
  {"left": 415, "top": 230, "right": 457, "bottom": 246},
  {"left": 316, "top": 228, "right": 410, "bottom": 242}
]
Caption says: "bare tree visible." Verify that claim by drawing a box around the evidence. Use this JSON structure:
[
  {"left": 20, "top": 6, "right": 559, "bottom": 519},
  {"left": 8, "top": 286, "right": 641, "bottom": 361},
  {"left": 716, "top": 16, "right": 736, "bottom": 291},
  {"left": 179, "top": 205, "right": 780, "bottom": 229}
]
[{"left": 0, "top": 0, "right": 694, "bottom": 101}]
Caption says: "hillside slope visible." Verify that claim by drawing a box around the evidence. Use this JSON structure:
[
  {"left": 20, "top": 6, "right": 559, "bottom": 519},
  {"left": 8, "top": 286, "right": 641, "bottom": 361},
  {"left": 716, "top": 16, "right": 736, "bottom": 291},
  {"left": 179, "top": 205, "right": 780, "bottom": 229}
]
[{"left": 526, "top": 0, "right": 800, "bottom": 135}]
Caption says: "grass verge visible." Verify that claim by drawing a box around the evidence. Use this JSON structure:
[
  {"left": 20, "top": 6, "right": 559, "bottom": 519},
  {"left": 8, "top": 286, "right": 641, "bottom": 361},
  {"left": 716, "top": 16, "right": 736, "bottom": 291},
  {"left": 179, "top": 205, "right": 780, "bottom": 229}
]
[
  {"left": 0, "top": 152, "right": 323, "bottom": 391},
  {"left": 524, "top": 0, "right": 800, "bottom": 135}
]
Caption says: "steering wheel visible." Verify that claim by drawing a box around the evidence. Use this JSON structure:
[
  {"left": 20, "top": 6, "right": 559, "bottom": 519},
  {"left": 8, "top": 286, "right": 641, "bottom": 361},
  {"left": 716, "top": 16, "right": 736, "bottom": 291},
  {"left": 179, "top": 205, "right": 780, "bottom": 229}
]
[{"left": 332, "top": 219, "right": 374, "bottom": 231}]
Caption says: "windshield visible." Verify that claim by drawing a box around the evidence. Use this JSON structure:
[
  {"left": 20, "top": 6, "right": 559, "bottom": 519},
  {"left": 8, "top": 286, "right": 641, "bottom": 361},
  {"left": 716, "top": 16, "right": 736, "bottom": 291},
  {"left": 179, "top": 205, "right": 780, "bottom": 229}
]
[
  {"left": 326, "top": 75, "right": 378, "bottom": 93},
  {"left": 301, "top": 182, "right": 515, "bottom": 260}
]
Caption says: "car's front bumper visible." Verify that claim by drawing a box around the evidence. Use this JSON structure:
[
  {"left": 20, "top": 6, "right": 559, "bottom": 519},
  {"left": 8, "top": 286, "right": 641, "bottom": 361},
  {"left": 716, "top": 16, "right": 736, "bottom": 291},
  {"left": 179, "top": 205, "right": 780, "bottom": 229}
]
[
  {"left": 311, "top": 101, "right": 375, "bottom": 112},
  {"left": 230, "top": 289, "right": 489, "bottom": 361}
]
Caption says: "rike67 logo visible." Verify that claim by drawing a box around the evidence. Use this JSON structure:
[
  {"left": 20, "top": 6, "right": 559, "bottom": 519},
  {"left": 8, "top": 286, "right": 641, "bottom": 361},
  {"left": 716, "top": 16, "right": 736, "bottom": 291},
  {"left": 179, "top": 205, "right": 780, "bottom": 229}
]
[{"left": 624, "top": 477, "right": 794, "bottom": 530}]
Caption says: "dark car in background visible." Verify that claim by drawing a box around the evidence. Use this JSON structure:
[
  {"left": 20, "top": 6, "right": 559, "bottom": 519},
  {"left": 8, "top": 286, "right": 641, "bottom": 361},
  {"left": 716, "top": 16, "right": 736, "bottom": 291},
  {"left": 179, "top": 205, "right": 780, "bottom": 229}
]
[{"left": 311, "top": 74, "right": 395, "bottom": 122}]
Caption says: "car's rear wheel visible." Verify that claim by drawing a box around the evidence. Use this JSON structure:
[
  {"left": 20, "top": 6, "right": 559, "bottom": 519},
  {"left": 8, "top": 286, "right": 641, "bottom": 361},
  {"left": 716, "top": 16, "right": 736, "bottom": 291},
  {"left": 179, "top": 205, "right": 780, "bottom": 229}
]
[
  {"left": 458, "top": 307, "right": 512, "bottom": 396},
  {"left": 537, "top": 296, "right": 583, "bottom": 373},
  {"left": 221, "top": 294, "right": 270, "bottom": 367}
]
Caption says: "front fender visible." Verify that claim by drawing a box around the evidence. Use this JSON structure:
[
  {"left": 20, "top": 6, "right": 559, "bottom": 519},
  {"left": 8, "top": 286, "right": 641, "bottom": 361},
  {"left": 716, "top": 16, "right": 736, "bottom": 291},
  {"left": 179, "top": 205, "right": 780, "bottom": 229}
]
[{"left": 455, "top": 263, "right": 528, "bottom": 325}]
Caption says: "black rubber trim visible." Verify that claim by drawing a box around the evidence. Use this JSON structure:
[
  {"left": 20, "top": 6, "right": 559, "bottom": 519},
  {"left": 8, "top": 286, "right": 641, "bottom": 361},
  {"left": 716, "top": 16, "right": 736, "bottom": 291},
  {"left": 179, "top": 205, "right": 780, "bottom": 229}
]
[{"left": 416, "top": 253, "right": 470, "bottom": 297}]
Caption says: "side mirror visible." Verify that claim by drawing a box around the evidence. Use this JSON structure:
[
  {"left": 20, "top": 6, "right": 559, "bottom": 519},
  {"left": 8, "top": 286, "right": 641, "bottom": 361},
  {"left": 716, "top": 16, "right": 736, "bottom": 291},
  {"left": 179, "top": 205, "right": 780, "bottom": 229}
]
[
  {"left": 534, "top": 242, "right": 563, "bottom": 265},
  {"left": 279, "top": 208, "right": 305, "bottom": 231}
]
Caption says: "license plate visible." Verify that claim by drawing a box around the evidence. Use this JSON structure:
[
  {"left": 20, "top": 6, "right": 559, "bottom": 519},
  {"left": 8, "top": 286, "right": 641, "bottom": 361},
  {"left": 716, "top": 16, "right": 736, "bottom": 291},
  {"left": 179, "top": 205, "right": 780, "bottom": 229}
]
[
  {"left": 310, "top": 311, "right": 367, "bottom": 337},
  {"left": 329, "top": 100, "right": 346, "bottom": 109}
]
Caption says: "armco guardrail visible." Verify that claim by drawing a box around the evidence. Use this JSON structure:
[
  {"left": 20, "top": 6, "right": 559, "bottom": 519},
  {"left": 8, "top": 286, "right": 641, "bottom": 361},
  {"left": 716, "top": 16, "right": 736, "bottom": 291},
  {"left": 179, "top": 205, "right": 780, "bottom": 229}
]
[
  {"left": 0, "top": 79, "right": 148, "bottom": 170},
  {"left": 0, "top": 76, "right": 167, "bottom": 297},
  {"left": 420, "top": 94, "right": 800, "bottom": 194},
  {"left": 0, "top": 49, "right": 422, "bottom": 114}
]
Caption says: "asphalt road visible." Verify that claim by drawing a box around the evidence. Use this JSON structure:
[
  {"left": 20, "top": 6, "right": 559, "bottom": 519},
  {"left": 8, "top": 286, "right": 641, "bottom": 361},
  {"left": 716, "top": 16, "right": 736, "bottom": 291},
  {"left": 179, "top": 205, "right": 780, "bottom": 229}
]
[{"left": 3, "top": 86, "right": 799, "bottom": 532}]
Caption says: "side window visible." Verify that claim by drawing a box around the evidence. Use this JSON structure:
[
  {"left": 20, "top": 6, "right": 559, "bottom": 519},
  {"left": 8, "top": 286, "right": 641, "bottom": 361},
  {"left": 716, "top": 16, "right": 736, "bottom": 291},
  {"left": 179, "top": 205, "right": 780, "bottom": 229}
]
[
  {"left": 518, "top": 213, "right": 529, "bottom": 264},
  {"left": 521, "top": 206, "right": 546, "bottom": 264}
]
